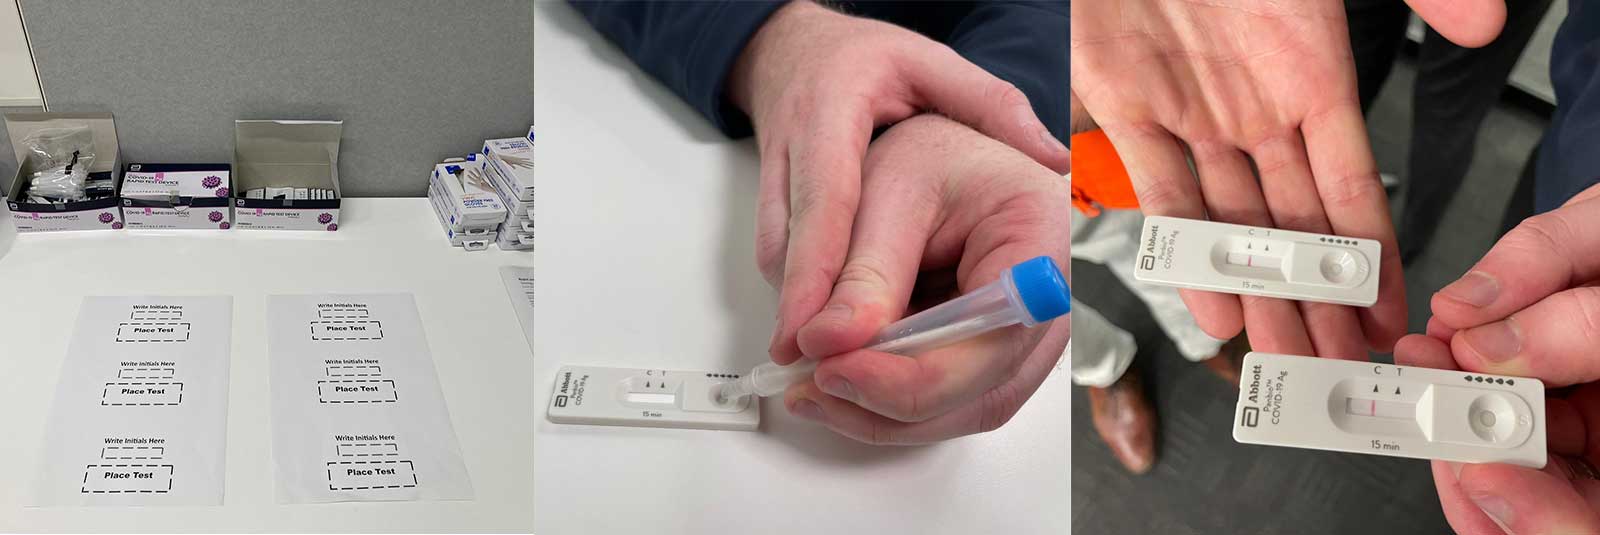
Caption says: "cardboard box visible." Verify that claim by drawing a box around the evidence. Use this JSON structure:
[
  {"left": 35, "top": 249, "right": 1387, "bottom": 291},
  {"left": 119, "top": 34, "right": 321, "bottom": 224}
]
[
  {"left": 495, "top": 222, "right": 533, "bottom": 251},
  {"left": 230, "top": 120, "right": 343, "bottom": 231},
  {"left": 4, "top": 112, "right": 125, "bottom": 232},
  {"left": 430, "top": 157, "right": 506, "bottom": 228},
  {"left": 426, "top": 185, "right": 495, "bottom": 250},
  {"left": 482, "top": 136, "right": 534, "bottom": 202},
  {"left": 120, "top": 163, "right": 233, "bottom": 230}
]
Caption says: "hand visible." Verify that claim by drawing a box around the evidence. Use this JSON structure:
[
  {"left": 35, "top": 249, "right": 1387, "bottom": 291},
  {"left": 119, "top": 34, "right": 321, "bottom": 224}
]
[
  {"left": 728, "top": 0, "right": 1070, "bottom": 366},
  {"left": 1070, "top": 0, "right": 1500, "bottom": 358},
  {"left": 1395, "top": 183, "right": 1600, "bottom": 533},
  {"left": 780, "top": 114, "right": 1069, "bottom": 444}
]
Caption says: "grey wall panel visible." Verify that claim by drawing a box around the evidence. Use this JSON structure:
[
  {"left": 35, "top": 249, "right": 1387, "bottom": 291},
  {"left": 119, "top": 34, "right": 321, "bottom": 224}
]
[
  {"left": 18, "top": 0, "right": 534, "bottom": 197},
  {"left": 0, "top": 107, "right": 35, "bottom": 191}
]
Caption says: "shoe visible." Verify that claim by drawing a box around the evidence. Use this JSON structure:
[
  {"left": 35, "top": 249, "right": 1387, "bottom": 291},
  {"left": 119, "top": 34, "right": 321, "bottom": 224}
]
[
  {"left": 1202, "top": 333, "right": 1250, "bottom": 387},
  {"left": 1087, "top": 372, "right": 1156, "bottom": 474}
]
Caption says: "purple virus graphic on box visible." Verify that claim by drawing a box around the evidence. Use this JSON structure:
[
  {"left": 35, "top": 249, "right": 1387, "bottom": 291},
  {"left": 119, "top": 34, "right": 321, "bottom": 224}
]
[
  {"left": 326, "top": 223, "right": 338, "bottom": 231},
  {"left": 318, "top": 213, "right": 333, "bottom": 224},
  {"left": 219, "top": 222, "right": 231, "bottom": 230},
  {"left": 208, "top": 211, "right": 224, "bottom": 222},
  {"left": 202, "top": 176, "right": 222, "bottom": 189},
  {"left": 98, "top": 212, "right": 114, "bottom": 224},
  {"left": 111, "top": 221, "right": 124, "bottom": 230},
  {"left": 215, "top": 187, "right": 230, "bottom": 198}
]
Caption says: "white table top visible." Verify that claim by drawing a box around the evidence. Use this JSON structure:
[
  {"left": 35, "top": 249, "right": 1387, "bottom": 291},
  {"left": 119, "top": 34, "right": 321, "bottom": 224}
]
[
  {"left": 532, "top": 4, "right": 1069, "bottom": 534},
  {"left": 0, "top": 198, "right": 536, "bottom": 532}
]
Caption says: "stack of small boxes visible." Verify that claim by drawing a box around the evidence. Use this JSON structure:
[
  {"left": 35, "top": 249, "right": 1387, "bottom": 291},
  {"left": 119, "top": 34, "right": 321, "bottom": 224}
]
[
  {"left": 425, "top": 126, "right": 534, "bottom": 252},
  {"left": 481, "top": 126, "right": 535, "bottom": 251},
  {"left": 427, "top": 155, "right": 505, "bottom": 251}
]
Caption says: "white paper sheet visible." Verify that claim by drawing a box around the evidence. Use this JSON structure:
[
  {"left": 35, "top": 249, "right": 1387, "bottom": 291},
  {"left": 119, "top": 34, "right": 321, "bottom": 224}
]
[
  {"left": 31, "top": 296, "right": 233, "bottom": 506},
  {"left": 267, "top": 293, "right": 473, "bottom": 503},
  {"left": 500, "top": 265, "right": 535, "bottom": 353}
]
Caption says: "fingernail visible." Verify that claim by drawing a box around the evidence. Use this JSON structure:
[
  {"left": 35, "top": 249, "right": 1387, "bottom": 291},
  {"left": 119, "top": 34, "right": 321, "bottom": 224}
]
[
  {"left": 791, "top": 399, "right": 824, "bottom": 421},
  {"left": 1468, "top": 491, "right": 1515, "bottom": 531},
  {"left": 1441, "top": 271, "right": 1500, "bottom": 307},
  {"left": 1463, "top": 318, "right": 1522, "bottom": 363},
  {"left": 1445, "top": 461, "right": 1464, "bottom": 479},
  {"left": 816, "top": 303, "right": 853, "bottom": 324},
  {"left": 768, "top": 315, "right": 786, "bottom": 355},
  {"left": 822, "top": 377, "right": 856, "bottom": 402}
]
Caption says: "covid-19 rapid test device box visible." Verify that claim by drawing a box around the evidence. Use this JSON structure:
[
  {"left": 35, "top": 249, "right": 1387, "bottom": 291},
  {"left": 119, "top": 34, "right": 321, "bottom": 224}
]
[
  {"left": 4, "top": 112, "right": 126, "bottom": 232},
  {"left": 120, "top": 164, "right": 234, "bottom": 230},
  {"left": 230, "top": 120, "right": 344, "bottom": 231}
]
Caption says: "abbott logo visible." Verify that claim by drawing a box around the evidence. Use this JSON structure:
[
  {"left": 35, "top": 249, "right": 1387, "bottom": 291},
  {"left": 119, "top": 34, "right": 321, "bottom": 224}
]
[
  {"left": 1140, "top": 255, "right": 1155, "bottom": 270},
  {"left": 554, "top": 395, "right": 568, "bottom": 408},
  {"left": 1242, "top": 406, "right": 1260, "bottom": 427}
]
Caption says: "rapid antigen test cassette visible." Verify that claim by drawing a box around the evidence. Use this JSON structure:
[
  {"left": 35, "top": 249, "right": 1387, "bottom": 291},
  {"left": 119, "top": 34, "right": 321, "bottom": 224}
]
[
  {"left": 1133, "top": 216, "right": 1380, "bottom": 306},
  {"left": 547, "top": 366, "right": 759, "bottom": 431},
  {"left": 1232, "top": 352, "right": 1545, "bottom": 468}
]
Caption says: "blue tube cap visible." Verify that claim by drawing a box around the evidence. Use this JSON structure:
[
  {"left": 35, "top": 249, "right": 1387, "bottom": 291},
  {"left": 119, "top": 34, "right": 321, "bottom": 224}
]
[{"left": 1011, "top": 256, "right": 1071, "bottom": 323}]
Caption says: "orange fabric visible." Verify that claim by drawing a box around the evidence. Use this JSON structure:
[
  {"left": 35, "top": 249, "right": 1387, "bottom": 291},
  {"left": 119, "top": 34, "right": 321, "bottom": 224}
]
[{"left": 1070, "top": 129, "right": 1139, "bottom": 217}]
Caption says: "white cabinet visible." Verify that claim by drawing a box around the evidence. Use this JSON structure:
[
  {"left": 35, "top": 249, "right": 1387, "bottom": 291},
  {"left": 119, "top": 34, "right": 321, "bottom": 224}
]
[{"left": 0, "top": 1, "right": 41, "bottom": 108}]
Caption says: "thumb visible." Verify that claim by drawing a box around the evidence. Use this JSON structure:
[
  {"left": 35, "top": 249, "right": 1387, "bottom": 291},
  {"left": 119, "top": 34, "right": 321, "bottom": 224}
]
[
  {"left": 1433, "top": 195, "right": 1600, "bottom": 331},
  {"left": 1450, "top": 286, "right": 1600, "bottom": 386},
  {"left": 1404, "top": 0, "right": 1506, "bottom": 48},
  {"left": 900, "top": 44, "right": 1070, "bottom": 174},
  {"left": 1456, "top": 462, "right": 1600, "bottom": 534}
]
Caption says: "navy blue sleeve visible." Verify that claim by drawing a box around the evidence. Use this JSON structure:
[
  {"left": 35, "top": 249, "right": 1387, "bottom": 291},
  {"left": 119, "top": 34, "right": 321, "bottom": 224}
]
[
  {"left": 1536, "top": 0, "right": 1600, "bottom": 212},
  {"left": 944, "top": 1, "right": 1069, "bottom": 146},
  {"left": 568, "top": 1, "right": 787, "bottom": 138}
]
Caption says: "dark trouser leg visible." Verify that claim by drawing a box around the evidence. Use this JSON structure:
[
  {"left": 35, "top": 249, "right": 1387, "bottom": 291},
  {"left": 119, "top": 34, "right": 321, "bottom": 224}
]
[
  {"left": 1400, "top": 0, "right": 1554, "bottom": 262},
  {"left": 1345, "top": 0, "right": 1413, "bottom": 113}
]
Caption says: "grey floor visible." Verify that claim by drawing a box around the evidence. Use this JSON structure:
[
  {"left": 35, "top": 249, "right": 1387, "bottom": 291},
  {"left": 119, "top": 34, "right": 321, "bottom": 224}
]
[{"left": 1071, "top": 57, "right": 1550, "bottom": 533}]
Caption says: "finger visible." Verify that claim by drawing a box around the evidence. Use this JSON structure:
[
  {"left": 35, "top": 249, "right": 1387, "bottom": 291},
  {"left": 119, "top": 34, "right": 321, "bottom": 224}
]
[
  {"left": 804, "top": 209, "right": 1059, "bottom": 422},
  {"left": 754, "top": 138, "right": 792, "bottom": 287},
  {"left": 1434, "top": 461, "right": 1510, "bottom": 535},
  {"left": 1402, "top": 0, "right": 1506, "bottom": 48},
  {"left": 785, "top": 318, "right": 1067, "bottom": 443},
  {"left": 1188, "top": 142, "right": 1270, "bottom": 230},
  {"left": 1235, "top": 296, "right": 1314, "bottom": 356},
  {"left": 1456, "top": 462, "right": 1600, "bottom": 534},
  {"left": 1098, "top": 123, "right": 1244, "bottom": 340},
  {"left": 1245, "top": 133, "right": 1356, "bottom": 358},
  {"left": 1433, "top": 196, "right": 1600, "bottom": 331},
  {"left": 1568, "top": 183, "right": 1600, "bottom": 206},
  {"left": 1450, "top": 286, "right": 1600, "bottom": 386},
  {"left": 1297, "top": 300, "right": 1365, "bottom": 360},
  {"left": 1427, "top": 316, "right": 1458, "bottom": 342},
  {"left": 1393, "top": 333, "right": 1458, "bottom": 370},
  {"left": 1300, "top": 105, "right": 1408, "bottom": 351},
  {"left": 902, "top": 45, "right": 1069, "bottom": 173},
  {"left": 792, "top": 146, "right": 942, "bottom": 358},
  {"left": 807, "top": 332, "right": 1029, "bottom": 424},
  {"left": 767, "top": 109, "right": 874, "bottom": 365},
  {"left": 1069, "top": 90, "right": 1096, "bottom": 135}
]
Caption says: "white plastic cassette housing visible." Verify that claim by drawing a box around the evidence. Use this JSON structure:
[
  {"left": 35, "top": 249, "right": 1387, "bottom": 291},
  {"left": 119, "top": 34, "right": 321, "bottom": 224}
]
[
  {"left": 1133, "top": 216, "right": 1380, "bottom": 306},
  {"left": 1233, "top": 352, "right": 1545, "bottom": 468},
  {"left": 548, "top": 366, "right": 758, "bottom": 431}
]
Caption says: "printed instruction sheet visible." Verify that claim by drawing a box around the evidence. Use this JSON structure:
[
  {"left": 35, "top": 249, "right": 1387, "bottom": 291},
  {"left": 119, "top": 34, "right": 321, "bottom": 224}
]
[
  {"left": 31, "top": 296, "right": 233, "bottom": 506},
  {"left": 267, "top": 293, "right": 473, "bottom": 503},
  {"left": 500, "top": 265, "right": 535, "bottom": 352}
]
